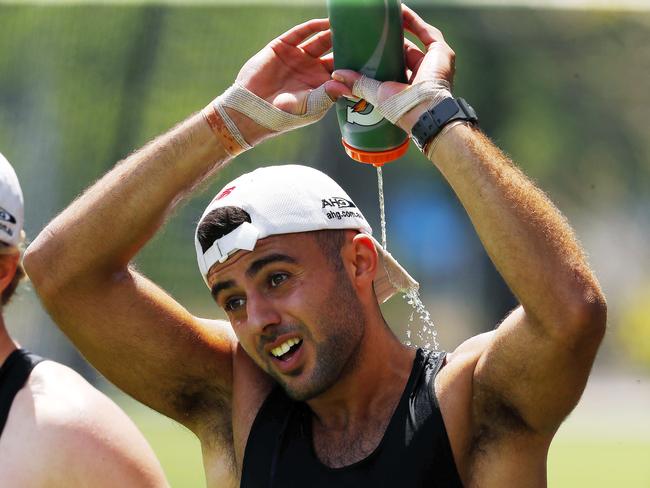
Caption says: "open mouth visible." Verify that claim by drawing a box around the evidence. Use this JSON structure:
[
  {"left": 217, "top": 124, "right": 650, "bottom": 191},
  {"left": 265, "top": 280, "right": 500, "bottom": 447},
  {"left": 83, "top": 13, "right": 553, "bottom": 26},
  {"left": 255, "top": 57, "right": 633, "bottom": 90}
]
[{"left": 270, "top": 337, "right": 303, "bottom": 362}]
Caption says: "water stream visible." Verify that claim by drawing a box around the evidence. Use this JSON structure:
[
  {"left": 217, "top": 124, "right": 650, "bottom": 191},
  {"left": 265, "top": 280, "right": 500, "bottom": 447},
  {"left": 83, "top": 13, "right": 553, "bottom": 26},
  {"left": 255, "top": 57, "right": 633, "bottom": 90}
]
[
  {"left": 376, "top": 166, "right": 387, "bottom": 251},
  {"left": 375, "top": 165, "right": 440, "bottom": 351}
]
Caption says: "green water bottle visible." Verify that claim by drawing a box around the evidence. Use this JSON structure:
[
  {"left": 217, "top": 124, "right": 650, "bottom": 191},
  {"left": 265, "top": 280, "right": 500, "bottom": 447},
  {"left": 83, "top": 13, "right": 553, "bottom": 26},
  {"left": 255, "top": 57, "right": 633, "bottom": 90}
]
[{"left": 328, "top": 0, "right": 409, "bottom": 166}]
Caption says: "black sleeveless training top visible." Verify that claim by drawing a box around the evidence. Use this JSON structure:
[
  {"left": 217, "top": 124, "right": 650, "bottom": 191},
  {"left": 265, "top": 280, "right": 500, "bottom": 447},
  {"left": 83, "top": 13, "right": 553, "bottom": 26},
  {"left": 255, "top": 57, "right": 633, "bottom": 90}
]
[
  {"left": 0, "top": 349, "right": 44, "bottom": 438},
  {"left": 241, "top": 348, "right": 463, "bottom": 487}
]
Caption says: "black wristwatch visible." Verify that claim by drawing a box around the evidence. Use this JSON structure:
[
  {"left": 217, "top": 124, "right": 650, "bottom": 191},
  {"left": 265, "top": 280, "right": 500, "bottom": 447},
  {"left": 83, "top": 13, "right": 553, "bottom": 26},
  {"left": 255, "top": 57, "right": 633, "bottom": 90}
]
[{"left": 411, "top": 97, "right": 478, "bottom": 151}]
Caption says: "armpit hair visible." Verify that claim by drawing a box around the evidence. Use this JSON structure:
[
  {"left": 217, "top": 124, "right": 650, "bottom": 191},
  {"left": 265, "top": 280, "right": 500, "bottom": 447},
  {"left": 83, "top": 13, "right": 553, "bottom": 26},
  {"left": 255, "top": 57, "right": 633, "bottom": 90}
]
[
  {"left": 174, "top": 380, "right": 235, "bottom": 469},
  {"left": 470, "top": 384, "right": 533, "bottom": 457}
]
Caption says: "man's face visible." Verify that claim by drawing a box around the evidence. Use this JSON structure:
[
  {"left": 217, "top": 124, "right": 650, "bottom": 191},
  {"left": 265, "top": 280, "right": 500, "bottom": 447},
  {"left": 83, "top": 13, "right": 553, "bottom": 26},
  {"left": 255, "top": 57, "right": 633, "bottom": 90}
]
[{"left": 207, "top": 232, "right": 365, "bottom": 401}]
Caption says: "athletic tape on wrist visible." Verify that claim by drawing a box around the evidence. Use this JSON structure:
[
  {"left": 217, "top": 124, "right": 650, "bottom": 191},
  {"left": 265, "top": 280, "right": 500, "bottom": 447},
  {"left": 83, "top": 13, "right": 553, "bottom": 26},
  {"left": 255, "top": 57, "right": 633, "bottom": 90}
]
[
  {"left": 352, "top": 75, "right": 452, "bottom": 126},
  {"left": 216, "top": 83, "right": 333, "bottom": 133},
  {"left": 214, "top": 103, "right": 252, "bottom": 151},
  {"left": 381, "top": 80, "right": 451, "bottom": 124},
  {"left": 351, "top": 76, "right": 382, "bottom": 106},
  {"left": 202, "top": 103, "right": 248, "bottom": 157}
]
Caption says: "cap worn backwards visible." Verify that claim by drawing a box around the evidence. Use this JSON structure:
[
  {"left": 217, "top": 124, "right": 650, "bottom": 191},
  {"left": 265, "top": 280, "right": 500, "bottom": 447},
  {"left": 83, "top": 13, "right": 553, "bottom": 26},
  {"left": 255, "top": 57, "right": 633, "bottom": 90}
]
[
  {"left": 194, "top": 164, "right": 418, "bottom": 303},
  {"left": 0, "top": 152, "right": 24, "bottom": 247}
]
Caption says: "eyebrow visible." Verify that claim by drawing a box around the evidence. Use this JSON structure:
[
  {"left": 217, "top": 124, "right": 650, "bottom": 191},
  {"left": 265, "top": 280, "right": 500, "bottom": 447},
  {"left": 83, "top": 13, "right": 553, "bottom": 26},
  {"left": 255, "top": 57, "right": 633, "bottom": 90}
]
[
  {"left": 246, "top": 254, "right": 297, "bottom": 278},
  {"left": 211, "top": 279, "right": 235, "bottom": 301},
  {"left": 210, "top": 254, "right": 297, "bottom": 300}
]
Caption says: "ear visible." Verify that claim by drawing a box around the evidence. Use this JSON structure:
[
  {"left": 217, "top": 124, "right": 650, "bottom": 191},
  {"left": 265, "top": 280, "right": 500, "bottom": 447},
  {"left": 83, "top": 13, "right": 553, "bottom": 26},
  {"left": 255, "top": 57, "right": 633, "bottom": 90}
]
[
  {"left": 0, "top": 253, "right": 19, "bottom": 295},
  {"left": 343, "top": 233, "right": 378, "bottom": 294}
]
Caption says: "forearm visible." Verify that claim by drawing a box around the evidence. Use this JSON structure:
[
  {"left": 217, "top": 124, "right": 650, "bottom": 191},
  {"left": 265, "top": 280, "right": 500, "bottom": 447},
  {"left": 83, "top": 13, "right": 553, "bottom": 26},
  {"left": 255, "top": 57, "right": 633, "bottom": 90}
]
[
  {"left": 430, "top": 124, "right": 605, "bottom": 330},
  {"left": 26, "top": 111, "right": 229, "bottom": 288}
]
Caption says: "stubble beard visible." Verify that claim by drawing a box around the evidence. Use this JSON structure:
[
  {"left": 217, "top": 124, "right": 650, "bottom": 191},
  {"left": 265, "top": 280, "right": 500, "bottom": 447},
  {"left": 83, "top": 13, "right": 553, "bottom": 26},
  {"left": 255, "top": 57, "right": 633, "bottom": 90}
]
[{"left": 277, "top": 274, "right": 366, "bottom": 402}]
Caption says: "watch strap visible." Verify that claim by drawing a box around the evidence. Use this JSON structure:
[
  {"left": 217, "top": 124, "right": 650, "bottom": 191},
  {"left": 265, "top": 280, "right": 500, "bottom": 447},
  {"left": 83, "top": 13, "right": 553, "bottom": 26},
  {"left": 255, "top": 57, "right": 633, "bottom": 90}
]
[{"left": 411, "top": 97, "right": 478, "bottom": 151}]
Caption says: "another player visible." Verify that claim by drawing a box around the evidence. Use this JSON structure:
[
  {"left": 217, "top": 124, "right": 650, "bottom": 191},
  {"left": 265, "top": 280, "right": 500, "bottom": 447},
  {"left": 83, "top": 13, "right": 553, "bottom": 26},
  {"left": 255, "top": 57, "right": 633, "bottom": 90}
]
[{"left": 0, "top": 152, "right": 168, "bottom": 487}]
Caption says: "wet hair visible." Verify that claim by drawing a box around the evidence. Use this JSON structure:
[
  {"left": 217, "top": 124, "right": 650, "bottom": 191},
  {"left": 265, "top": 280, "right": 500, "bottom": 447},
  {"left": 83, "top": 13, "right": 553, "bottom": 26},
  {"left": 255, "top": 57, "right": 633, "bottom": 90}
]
[
  {"left": 0, "top": 244, "right": 24, "bottom": 306},
  {"left": 196, "top": 206, "right": 346, "bottom": 269}
]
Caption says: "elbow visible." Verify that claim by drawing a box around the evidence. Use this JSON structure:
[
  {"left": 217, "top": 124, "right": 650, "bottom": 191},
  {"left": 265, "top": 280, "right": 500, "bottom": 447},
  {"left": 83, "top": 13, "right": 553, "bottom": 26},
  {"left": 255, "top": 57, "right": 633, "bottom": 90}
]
[
  {"left": 564, "top": 286, "right": 608, "bottom": 346},
  {"left": 23, "top": 230, "right": 62, "bottom": 299}
]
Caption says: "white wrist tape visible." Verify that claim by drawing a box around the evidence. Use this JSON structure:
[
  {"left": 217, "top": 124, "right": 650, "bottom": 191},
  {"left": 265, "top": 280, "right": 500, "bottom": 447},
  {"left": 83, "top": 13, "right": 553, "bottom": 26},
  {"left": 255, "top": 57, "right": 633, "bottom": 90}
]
[
  {"left": 351, "top": 76, "right": 382, "bottom": 106},
  {"left": 352, "top": 76, "right": 452, "bottom": 125},
  {"left": 213, "top": 102, "right": 252, "bottom": 151},
  {"left": 380, "top": 80, "right": 451, "bottom": 124},
  {"left": 216, "top": 83, "right": 333, "bottom": 133}
]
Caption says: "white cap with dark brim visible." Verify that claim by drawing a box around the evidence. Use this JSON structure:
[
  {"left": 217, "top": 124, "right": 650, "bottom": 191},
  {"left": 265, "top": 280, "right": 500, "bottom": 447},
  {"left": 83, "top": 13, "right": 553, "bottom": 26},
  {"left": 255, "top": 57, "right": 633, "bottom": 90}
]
[
  {"left": 0, "top": 152, "right": 24, "bottom": 247},
  {"left": 194, "top": 165, "right": 418, "bottom": 303}
]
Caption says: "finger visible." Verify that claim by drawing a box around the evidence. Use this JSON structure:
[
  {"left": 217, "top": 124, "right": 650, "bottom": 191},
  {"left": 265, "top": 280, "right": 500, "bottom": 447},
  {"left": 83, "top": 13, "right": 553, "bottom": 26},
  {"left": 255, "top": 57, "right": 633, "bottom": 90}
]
[
  {"left": 331, "top": 69, "right": 363, "bottom": 90},
  {"left": 404, "top": 37, "right": 424, "bottom": 71},
  {"left": 277, "top": 18, "right": 330, "bottom": 46},
  {"left": 320, "top": 52, "right": 334, "bottom": 72},
  {"left": 401, "top": 5, "right": 445, "bottom": 47},
  {"left": 323, "top": 79, "right": 353, "bottom": 102},
  {"left": 299, "top": 30, "right": 332, "bottom": 58}
]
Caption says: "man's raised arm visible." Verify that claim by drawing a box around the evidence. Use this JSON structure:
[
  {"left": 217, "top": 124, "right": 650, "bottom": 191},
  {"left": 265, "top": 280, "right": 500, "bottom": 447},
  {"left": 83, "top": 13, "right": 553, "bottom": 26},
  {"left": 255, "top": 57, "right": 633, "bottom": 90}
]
[
  {"left": 331, "top": 5, "right": 606, "bottom": 479},
  {"left": 26, "top": 113, "right": 235, "bottom": 428},
  {"left": 24, "top": 18, "right": 347, "bottom": 431},
  {"left": 396, "top": 7, "right": 607, "bottom": 436}
]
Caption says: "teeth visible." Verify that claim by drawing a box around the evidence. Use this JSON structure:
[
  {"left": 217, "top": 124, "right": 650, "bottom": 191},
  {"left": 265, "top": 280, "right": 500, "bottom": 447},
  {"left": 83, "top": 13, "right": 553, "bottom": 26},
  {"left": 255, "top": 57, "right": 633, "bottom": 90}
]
[{"left": 270, "top": 337, "right": 301, "bottom": 358}]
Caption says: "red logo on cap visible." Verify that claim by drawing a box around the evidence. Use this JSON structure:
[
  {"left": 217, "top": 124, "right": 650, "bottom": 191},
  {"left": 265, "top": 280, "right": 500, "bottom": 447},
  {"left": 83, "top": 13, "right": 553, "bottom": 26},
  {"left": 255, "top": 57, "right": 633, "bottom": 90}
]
[{"left": 213, "top": 186, "right": 236, "bottom": 203}]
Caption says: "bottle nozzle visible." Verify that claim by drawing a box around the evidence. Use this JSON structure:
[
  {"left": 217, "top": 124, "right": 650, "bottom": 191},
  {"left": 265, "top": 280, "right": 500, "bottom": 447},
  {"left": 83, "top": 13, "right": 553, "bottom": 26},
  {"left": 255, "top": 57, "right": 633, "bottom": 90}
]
[{"left": 341, "top": 138, "right": 410, "bottom": 166}]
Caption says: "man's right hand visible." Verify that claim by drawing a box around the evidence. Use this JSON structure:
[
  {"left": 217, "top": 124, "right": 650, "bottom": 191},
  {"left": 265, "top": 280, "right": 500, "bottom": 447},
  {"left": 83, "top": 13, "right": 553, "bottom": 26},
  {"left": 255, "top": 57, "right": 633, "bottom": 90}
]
[{"left": 222, "top": 18, "right": 350, "bottom": 146}]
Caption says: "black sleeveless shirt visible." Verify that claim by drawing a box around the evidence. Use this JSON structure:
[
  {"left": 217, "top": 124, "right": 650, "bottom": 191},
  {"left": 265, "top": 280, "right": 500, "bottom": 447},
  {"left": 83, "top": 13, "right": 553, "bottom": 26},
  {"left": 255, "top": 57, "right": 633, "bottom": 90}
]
[
  {"left": 241, "top": 348, "right": 463, "bottom": 487},
  {"left": 0, "top": 349, "right": 44, "bottom": 438}
]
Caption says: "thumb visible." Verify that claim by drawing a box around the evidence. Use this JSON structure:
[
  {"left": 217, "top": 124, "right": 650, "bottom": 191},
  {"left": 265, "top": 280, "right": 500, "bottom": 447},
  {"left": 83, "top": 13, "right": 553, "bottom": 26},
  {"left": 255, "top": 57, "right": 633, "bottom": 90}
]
[
  {"left": 324, "top": 79, "right": 354, "bottom": 102},
  {"left": 331, "top": 69, "right": 363, "bottom": 89}
]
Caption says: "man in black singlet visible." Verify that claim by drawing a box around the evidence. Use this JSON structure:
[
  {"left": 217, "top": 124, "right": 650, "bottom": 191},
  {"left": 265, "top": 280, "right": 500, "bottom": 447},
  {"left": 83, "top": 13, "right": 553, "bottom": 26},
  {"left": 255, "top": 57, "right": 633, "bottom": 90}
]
[
  {"left": 25, "top": 6, "right": 606, "bottom": 487},
  {"left": 0, "top": 152, "right": 168, "bottom": 486}
]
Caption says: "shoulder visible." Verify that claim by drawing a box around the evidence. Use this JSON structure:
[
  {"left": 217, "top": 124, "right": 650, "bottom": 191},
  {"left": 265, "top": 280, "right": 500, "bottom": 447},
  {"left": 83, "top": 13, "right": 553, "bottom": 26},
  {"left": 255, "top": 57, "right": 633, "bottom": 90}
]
[
  {"left": 440, "top": 331, "right": 495, "bottom": 384},
  {"left": 3, "top": 360, "right": 168, "bottom": 487},
  {"left": 435, "top": 331, "right": 496, "bottom": 410},
  {"left": 433, "top": 332, "right": 495, "bottom": 479}
]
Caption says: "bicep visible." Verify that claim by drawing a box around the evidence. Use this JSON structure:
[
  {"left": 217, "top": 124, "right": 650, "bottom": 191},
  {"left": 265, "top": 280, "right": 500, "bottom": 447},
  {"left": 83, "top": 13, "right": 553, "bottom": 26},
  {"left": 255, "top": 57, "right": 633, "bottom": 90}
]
[
  {"left": 473, "top": 306, "right": 601, "bottom": 436},
  {"left": 39, "top": 267, "right": 235, "bottom": 428}
]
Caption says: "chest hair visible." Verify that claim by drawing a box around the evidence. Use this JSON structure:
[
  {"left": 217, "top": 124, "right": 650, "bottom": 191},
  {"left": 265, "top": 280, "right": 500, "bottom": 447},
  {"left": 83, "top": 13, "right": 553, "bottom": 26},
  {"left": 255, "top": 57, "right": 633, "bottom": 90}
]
[{"left": 311, "top": 413, "right": 393, "bottom": 468}]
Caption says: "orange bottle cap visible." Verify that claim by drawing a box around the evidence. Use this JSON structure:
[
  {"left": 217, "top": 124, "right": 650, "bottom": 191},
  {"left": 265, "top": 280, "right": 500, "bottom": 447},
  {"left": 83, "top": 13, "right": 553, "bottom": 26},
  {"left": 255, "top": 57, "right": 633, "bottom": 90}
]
[{"left": 341, "top": 138, "right": 410, "bottom": 167}]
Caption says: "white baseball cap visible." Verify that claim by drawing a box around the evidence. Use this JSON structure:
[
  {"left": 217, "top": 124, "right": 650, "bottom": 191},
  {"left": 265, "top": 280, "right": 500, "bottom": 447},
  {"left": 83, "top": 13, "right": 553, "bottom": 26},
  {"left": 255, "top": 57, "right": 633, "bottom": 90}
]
[
  {"left": 0, "top": 152, "right": 24, "bottom": 247},
  {"left": 195, "top": 164, "right": 418, "bottom": 303}
]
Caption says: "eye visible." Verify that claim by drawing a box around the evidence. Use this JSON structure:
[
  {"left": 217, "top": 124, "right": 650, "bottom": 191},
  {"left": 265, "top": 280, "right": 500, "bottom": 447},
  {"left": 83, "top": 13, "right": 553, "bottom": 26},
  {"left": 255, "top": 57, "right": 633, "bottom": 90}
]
[
  {"left": 224, "top": 296, "right": 246, "bottom": 312},
  {"left": 269, "top": 272, "right": 289, "bottom": 288}
]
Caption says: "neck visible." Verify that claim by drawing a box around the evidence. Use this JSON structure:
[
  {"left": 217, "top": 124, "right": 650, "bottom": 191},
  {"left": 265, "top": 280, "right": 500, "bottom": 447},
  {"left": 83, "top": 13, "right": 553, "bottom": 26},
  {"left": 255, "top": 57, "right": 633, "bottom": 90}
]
[
  {"left": 306, "top": 310, "right": 416, "bottom": 432},
  {"left": 0, "top": 316, "right": 18, "bottom": 365}
]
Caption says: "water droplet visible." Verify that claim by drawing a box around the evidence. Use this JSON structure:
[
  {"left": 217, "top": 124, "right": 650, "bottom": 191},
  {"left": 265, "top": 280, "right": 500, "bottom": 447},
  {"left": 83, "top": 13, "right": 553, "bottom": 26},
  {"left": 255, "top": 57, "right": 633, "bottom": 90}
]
[
  {"left": 376, "top": 166, "right": 387, "bottom": 251},
  {"left": 375, "top": 164, "right": 440, "bottom": 351},
  {"left": 402, "top": 288, "right": 440, "bottom": 351}
]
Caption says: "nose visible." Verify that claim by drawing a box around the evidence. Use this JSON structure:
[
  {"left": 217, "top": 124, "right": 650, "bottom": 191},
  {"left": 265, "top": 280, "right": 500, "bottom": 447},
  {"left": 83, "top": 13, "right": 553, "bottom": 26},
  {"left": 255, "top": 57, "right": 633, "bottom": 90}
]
[{"left": 245, "top": 290, "right": 282, "bottom": 334}]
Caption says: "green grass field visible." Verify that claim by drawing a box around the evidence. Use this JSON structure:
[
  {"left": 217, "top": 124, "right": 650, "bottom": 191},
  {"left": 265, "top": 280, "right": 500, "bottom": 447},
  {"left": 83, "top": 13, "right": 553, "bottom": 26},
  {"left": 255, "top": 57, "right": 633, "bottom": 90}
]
[
  {"left": 113, "top": 392, "right": 650, "bottom": 487},
  {"left": 548, "top": 439, "right": 650, "bottom": 486}
]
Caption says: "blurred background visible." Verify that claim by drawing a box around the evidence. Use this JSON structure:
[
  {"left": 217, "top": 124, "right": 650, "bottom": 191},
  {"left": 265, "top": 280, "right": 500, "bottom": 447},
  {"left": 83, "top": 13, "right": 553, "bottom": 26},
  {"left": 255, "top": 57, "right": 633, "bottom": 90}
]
[{"left": 1, "top": 0, "right": 649, "bottom": 485}]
